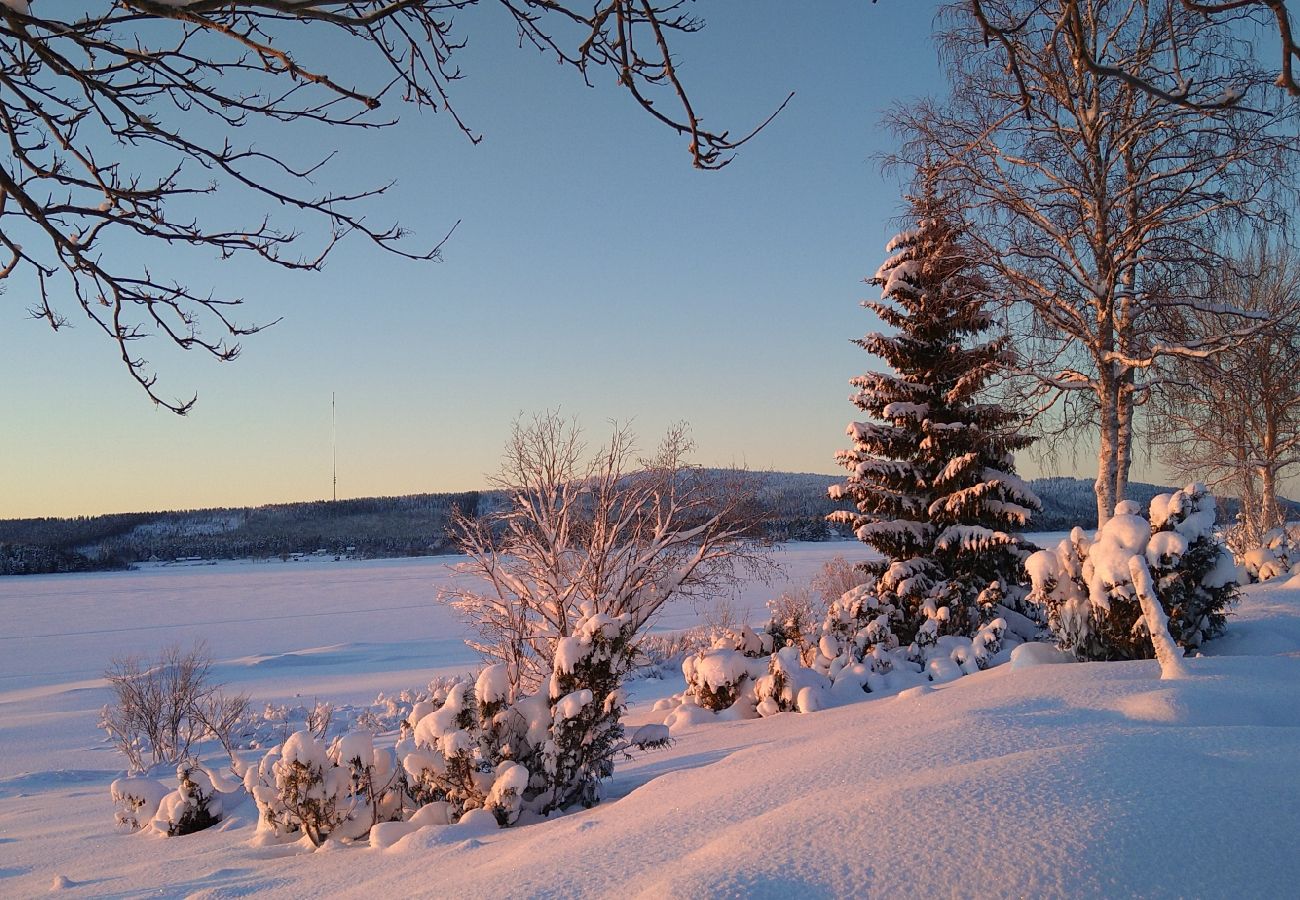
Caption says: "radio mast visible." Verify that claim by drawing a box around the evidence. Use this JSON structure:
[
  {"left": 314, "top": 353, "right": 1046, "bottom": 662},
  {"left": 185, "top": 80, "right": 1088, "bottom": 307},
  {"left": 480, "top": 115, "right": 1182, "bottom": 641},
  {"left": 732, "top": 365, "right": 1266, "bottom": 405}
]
[{"left": 331, "top": 392, "right": 337, "bottom": 502}]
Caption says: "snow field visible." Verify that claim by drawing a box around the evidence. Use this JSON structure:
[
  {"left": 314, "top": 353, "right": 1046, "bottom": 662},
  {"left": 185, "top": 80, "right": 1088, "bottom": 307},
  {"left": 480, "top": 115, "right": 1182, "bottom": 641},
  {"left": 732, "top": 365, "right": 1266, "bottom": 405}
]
[{"left": 0, "top": 541, "right": 1297, "bottom": 897}]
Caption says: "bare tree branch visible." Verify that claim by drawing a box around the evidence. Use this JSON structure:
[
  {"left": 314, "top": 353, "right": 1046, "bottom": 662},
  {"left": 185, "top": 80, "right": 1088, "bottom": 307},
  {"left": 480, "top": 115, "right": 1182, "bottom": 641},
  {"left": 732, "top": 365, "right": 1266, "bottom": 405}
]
[{"left": 0, "top": 2, "right": 784, "bottom": 411}]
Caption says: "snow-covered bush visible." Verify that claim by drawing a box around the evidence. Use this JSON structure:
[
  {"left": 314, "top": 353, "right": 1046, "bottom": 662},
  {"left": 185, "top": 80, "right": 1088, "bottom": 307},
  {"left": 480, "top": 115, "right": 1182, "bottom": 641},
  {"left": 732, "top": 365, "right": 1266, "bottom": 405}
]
[
  {"left": 1147, "top": 485, "right": 1239, "bottom": 649},
  {"left": 754, "top": 646, "right": 829, "bottom": 716},
  {"left": 402, "top": 679, "right": 484, "bottom": 815},
  {"left": 110, "top": 775, "right": 168, "bottom": 832},
  {"left": 682, "top": 645, "right": 768, "bottom": 711},
  {"left": 328, "top": 731, "right": 405, "bottom": 833},
  {"left": 1239, "top": 526, "right": 1300, "bottom": 582},
  {"left": 1027, "top": 485, "right": 1237, "bottom": 661},
  {"left": 540, "top": 610, "right": 639, "bottom": 813},
  {"left": 248, "top": 730, "right": 355, "bottom": 846},
  {"left": 763, "top": 587, "right": 825, "bottom": 665},
  {"left": 971, "top": 617, "right": 1006, "bottom": 669},
  {"left": 813, "top": 582, "right": 899, "bottom": 680},
  {"left": 663, "top": 588, "right": 1022, "bottom": 729},
  {"left": 151, "top": 763, "right": 223, "bottom": 836},
  {"left": 402, "top": 609, "right": 645, "bottom": 826}
]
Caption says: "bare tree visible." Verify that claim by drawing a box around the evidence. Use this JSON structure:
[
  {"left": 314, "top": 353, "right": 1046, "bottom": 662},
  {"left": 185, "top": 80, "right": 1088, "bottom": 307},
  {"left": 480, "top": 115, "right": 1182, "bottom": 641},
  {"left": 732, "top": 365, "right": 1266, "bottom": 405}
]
[
  {"left": 896, "top": 0, "right": 1297, "bottom": 527},
  {"left": 0, "top": 2, "right": 787, "bottom": 411},
  {"left": 1150, "top": 241, "right": 1300, "bottom": 550},
  {"left": 441, "top": 412, "right": 772, "bottom": 694},
  {"left": 100, "top": 641, "right": 247, "bottom": 772},
  {"left": 966, "top": 0, "right": 1300, "bottom": 108}
]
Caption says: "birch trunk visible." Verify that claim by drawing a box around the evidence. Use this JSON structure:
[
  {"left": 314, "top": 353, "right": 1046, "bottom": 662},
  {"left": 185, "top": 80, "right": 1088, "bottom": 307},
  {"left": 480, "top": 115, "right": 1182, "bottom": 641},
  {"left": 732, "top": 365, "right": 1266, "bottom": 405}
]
[{"left": 1095, "top": 369, "right": 1121, "bottom": 527}]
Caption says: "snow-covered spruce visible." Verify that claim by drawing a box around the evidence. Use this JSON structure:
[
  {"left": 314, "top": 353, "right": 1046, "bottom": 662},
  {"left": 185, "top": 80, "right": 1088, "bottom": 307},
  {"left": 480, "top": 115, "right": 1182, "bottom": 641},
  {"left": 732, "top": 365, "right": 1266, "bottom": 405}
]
[
  {"left": 1147, "top": 484, "right": 1239, "bottom": 650},
  {"left": 830, "top": 179, "right": 1040, "bottom": 644},
  {"left": 1027, "top": 484, "right": 1238, "bottom": 662}
]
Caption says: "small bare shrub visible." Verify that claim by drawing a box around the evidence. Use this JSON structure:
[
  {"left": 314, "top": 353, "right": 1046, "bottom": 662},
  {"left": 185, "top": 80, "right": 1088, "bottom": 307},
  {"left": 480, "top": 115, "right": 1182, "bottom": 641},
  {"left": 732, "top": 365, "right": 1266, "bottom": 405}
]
[{"left": 100, "top": 642, "right": 247, "bottom": 773}]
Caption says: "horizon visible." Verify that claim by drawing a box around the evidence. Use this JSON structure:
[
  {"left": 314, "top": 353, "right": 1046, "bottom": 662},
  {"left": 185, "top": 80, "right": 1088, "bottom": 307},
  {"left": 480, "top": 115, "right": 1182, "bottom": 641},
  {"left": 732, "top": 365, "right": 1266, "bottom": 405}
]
[{"left": 1, "top": 467, "right": 1244, "bottom": 523}]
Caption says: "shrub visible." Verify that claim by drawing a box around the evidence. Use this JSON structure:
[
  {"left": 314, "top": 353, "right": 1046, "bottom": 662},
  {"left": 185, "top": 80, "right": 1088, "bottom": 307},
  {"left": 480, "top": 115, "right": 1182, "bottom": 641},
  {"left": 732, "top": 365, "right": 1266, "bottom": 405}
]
[
  {"left": 1239, "top": 526, "right": 1300, "bottom": 582},
  {"left": 1027, "top": 485, "right": 1237, "bottom": 660},
  {"left": 754, "top": 646, "right": 829, "bottom": 716},
  {"left": 400, "top": 608, "right": 644, "bottom": 828},
  {"left": 99, "top": 642, "right": 249, "bottom": 773},
  {"left": 328, "top": 732, "right": 405, "bottom": 834},
  {"left": 246, "top": 730, "right": 376, "bottom": 846},
  {"left": 763, "top": 587, "right": 824, "bottom": 665},
  {"left": 813, "top": 583, "right": 899, "bottom": 679},
  {"left": 682, "top": 646, "right": 767, "bottom": 711},
  {"left": 151, "top": 763, "right": 223, "bottom": 836},
  {"left": 1147, "top": 484, "right": 1239, "bottom": 650}
]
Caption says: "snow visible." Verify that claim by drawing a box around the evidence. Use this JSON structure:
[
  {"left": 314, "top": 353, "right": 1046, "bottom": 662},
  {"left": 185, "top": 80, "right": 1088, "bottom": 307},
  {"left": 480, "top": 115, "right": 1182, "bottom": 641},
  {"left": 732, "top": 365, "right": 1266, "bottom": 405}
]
[
  {"left": 475, "top": 663, "right": 511, "bottom": 704},
  {"left": 553, "top": 689, "right": 593, "bottom": 721},
  {"left": 1085, "top": 508, "right": 1151, "bottom": 608},
  {"left": 280, "top": 730, "right": 328, "bottom": 769},
  {"left": 330, "top": 732, "right": 374, "bottom": 768},
  {"left": 1, "top": 542, "right": 1298, "bottom": 895},
  {"left": 1008, "top": 641, "right": 1073, "bottom": 668},
  {"left": 1145, "top": 529, "right": 1188, "bottom": 566}
]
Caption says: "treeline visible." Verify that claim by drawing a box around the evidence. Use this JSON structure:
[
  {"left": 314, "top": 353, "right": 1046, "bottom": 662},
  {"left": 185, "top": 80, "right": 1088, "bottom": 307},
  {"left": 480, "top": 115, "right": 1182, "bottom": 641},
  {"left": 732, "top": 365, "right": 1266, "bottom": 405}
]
[
  {"left": 0, "top": 492, "right": 482, "bottom": 575},
  {"left": 4, "top": 476, "right": 1290, "bottom": 575}
]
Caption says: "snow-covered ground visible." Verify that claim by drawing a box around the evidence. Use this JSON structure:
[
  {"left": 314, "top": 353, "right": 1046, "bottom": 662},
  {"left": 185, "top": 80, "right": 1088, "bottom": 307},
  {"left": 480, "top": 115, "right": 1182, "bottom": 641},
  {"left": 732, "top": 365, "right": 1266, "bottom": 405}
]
[{"left": 1, "top": 541, "right": 1297, "bottom": 897}]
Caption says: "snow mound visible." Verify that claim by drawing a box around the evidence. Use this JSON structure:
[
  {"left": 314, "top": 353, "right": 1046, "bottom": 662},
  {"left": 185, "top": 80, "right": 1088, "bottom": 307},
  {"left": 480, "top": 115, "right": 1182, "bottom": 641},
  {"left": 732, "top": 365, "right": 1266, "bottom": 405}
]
[{"left": 1009, "top": 642, "right": 1073, "bottom": 668}]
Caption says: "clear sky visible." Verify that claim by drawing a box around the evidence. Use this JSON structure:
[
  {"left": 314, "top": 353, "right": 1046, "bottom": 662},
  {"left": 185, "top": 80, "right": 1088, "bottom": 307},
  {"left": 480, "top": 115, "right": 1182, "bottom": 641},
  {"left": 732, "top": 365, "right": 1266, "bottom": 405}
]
[{"left": 0, "top": 2, "right": 1158, "bottom": 519}]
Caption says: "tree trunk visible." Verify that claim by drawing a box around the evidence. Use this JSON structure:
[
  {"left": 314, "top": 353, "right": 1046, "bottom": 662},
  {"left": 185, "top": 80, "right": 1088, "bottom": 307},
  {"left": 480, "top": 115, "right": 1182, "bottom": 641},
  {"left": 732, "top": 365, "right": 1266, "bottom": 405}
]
[
  {"left": 1261, "top": 464, "right": 1282, "bottom": 536},
  {"left": 1116, "top": 377, "right": 1135, "bottom": 510},
  {"left": 1095, "top": 371, "right": 1120, "bottom": 528}
]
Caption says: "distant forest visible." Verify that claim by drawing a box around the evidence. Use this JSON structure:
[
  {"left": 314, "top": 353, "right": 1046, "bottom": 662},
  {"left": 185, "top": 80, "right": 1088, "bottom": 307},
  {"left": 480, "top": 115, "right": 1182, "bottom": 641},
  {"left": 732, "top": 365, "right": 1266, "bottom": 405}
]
[{"left": 2, "top": 474, "right": 1290, "bottom": 575}]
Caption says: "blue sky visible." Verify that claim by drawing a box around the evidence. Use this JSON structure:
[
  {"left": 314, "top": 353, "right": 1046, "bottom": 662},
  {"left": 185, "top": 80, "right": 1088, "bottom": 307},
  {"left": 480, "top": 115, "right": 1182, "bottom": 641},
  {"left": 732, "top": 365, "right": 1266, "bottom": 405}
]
[{"left": 0, "top": 2, "right": 1144, "bottom": 518}]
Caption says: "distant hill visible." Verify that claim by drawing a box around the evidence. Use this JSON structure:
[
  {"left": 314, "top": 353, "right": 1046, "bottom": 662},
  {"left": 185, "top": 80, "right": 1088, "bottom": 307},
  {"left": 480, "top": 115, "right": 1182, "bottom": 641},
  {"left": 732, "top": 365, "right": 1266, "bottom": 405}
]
[
  {"left": 0, "top": 492, "right": 482, "bottom": 575},
  {"left": 3, "top": 473, "right": 1293, "bottom": 575}
]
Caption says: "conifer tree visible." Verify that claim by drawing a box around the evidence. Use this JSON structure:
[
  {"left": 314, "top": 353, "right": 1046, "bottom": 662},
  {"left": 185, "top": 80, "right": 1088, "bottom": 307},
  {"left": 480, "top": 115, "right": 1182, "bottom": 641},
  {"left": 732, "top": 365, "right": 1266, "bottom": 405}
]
[{"left": 830, "top": 176, "right": 1040, "bottom": 645}]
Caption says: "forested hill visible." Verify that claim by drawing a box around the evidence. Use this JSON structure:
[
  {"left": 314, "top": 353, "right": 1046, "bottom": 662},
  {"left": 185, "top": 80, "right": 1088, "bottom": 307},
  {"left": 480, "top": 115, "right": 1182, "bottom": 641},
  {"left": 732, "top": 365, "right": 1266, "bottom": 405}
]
[
  {"left": 0, "top": 492, "right": 482, "bottom": 575},
  {"left": 2, "top": 475, "right": 1290, "bottom": 575}
]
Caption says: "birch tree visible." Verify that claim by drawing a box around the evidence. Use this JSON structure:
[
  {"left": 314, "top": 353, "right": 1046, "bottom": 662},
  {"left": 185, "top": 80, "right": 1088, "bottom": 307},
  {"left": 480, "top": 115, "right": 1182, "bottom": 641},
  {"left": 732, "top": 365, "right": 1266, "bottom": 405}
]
[
  {"left": 441, "top": 412, "right": 771, "bottom": 694},
  {"left": 895, "top": 0, "right": 1297, "bottom": 527},
  {"left": 1150, "top": 242, "right": 1300, "bottom": 550},
  {"left": 966, "top": 0, "right": 1300, "bottom": 106}
]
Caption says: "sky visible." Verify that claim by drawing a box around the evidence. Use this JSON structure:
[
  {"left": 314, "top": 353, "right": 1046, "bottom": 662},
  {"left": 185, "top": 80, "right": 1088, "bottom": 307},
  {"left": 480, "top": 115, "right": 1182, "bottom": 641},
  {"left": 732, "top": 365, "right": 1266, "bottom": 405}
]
[{"left": 0, "top": 2, "right": 1162, "bottom": 519}]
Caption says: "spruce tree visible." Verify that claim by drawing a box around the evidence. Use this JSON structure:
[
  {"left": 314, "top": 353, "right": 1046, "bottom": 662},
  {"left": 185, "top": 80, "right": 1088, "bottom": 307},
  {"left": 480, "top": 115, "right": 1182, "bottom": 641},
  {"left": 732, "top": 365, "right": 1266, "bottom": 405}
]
[{"left": 830, "top": 178, "right": 1040, "bottom": 646}]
